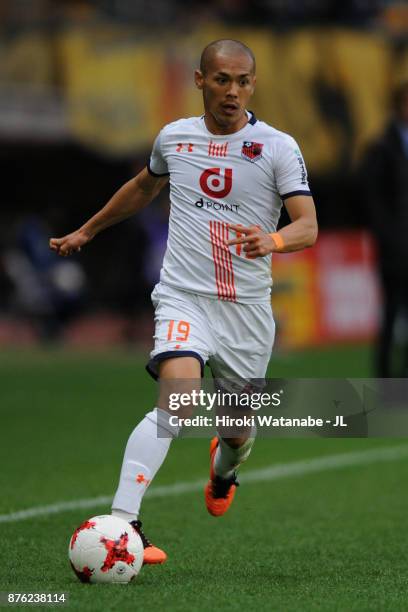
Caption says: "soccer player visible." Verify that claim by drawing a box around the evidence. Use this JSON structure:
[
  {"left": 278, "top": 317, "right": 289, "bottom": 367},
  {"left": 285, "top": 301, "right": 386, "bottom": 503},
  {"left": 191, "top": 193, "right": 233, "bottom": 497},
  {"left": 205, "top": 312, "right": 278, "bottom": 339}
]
[{"left": 49, "top": 39, "right": 318, "bottom": 564}]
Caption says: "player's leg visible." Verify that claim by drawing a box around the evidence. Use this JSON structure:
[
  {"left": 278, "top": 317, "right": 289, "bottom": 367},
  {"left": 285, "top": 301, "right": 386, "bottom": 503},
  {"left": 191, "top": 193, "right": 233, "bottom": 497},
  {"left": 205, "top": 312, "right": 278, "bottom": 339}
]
[
  {"left": 213, "top": 431, "right": 256, "bottom": 478},
  {"left": 111, "top": 283, "right": 211, "bottom": 561},
  {"left": 112, "top": 356, "right": 200, "bottom": 521},
  {"left": 111, "top": 355, "right": 201, "bottom": 562},
  {"left": 205, "top": 299, "right": 275, "bottom": 516}
]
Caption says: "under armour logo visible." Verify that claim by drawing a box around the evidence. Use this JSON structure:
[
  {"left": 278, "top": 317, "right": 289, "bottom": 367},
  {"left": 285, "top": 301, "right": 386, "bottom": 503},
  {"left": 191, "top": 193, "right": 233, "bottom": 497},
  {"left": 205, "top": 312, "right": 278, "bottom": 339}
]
[{"left": 176, "top": 143, "right": 194, "bottom": 153}]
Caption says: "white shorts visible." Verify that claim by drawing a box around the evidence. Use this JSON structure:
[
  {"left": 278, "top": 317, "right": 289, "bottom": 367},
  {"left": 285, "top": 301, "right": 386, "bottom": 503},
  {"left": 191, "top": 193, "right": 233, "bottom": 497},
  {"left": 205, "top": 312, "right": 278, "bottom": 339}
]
[{"left": 147, "top": 282, "right": 275, "bottom": 381}]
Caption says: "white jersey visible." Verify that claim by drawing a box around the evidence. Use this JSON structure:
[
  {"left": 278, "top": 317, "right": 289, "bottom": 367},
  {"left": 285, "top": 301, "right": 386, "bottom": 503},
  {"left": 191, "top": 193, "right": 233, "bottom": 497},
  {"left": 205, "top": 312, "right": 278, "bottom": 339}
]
[{"left": 148, "top": 111, "right": 311, "bottom": 304}]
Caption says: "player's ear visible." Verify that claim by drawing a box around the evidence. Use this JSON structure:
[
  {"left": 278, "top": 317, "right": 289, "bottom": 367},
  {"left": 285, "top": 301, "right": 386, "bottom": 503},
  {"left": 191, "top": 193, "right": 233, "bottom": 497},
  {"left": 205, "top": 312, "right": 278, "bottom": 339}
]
[
  {"left": 250, "top": 75, "right": 256, "bottom": 94},
  {"left": 195, "top": 69, "right": 204, "bottom": 90}
]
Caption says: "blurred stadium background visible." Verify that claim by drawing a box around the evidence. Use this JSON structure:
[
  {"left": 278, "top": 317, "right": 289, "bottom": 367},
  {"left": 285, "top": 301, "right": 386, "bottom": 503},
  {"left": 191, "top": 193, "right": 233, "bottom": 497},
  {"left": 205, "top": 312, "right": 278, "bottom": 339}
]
[{"left": 1, "top": 0, "right": 408, "bottom": 371}]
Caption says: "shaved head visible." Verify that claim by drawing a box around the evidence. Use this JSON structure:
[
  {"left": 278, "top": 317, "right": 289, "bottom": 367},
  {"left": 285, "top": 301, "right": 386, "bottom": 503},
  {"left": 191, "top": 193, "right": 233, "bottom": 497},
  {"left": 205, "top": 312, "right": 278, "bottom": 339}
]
[
  {"left": 200, "top": 39, "right": 256, "bottom": 76},
  {"left": 195, "top": 39, "right": 257, "bottom": 134}
]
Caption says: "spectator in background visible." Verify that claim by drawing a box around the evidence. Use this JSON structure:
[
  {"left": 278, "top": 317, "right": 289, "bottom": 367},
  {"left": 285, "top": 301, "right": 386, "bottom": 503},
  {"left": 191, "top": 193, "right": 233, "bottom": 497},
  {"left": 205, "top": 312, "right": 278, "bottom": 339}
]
[
  {"left": 359, "top": 81, "right": 408, "bottom": 377},
  {"left": 2, "top": 216, "right": 86, "bottom": 340}
]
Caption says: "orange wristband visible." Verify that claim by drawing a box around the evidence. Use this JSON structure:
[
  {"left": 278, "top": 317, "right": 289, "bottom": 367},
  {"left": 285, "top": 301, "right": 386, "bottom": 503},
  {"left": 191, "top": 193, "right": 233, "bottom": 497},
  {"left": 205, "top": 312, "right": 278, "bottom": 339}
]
[{"left": 270, "top": 232, "right": 285, "bottom": 251}]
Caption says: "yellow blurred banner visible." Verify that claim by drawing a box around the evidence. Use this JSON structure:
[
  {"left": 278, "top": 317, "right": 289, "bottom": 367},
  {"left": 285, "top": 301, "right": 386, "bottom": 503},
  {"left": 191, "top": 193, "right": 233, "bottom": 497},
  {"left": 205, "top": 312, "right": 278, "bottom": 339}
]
[
  {"left": 52, "top": 26, "right": 397, "bottom": 162},
  {"left": 57, "top": 28, "right": 164, "bottom": 155},
  {"left": 0, "top": 32, "right": 53, "bottom": 86}
]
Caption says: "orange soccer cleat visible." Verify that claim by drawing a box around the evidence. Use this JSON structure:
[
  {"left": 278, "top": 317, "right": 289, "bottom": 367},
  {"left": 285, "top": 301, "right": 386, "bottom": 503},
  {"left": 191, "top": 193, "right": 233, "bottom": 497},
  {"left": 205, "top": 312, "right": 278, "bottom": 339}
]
[
  {"left": 130, "top": 520, "right": 167, "bottom": 565},
  {"left": 204, "top": 436, "right": 239, "bottom": 517}
]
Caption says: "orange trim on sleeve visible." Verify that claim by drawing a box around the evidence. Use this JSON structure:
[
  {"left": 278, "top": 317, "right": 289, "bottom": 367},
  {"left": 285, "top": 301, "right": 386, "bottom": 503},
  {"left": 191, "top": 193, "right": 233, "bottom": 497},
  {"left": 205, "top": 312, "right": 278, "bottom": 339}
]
[{"left": 270, "top": 232, "right": 285, "bottom": 251}]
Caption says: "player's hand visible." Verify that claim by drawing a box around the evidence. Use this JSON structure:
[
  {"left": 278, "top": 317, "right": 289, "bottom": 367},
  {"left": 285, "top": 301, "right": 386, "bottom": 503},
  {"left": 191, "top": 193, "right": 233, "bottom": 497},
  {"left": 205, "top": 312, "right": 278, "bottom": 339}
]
[
  {"left": 227, "top": 225, "right": 276, "bottom": 258},
  {"left": 49, "top": 228, "right": 92, "bottom": 257}
]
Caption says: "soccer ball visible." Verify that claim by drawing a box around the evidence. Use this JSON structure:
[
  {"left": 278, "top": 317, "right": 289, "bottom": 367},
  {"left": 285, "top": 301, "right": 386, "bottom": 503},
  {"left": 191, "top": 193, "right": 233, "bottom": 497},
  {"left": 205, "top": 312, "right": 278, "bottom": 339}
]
[{"left": 68, "top": 514, "right": 144, "bottom": 584}]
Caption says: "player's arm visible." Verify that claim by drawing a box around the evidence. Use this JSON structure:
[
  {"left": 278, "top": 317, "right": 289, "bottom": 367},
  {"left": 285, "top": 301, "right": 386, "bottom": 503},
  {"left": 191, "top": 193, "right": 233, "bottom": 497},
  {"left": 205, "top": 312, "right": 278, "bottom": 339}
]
[
  {"left": 228, "top": 195, "right": 318, "bottom": 258},
  {"left": 49, "top": 168, "right": 168, "bottom": 256}
]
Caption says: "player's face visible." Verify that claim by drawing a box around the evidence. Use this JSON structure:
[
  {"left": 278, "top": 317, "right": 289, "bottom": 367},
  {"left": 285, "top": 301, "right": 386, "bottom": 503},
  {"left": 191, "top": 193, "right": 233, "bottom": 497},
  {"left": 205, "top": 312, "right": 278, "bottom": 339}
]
[{"left": 195, "top": 52, "right": 256, "bottom": 134}]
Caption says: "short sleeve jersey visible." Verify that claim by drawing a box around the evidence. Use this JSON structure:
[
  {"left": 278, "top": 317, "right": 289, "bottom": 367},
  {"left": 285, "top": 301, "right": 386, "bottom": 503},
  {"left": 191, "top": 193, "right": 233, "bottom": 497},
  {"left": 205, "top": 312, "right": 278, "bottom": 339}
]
[{"left": 148, "top": 112, "right": 311, "bottom": 304}]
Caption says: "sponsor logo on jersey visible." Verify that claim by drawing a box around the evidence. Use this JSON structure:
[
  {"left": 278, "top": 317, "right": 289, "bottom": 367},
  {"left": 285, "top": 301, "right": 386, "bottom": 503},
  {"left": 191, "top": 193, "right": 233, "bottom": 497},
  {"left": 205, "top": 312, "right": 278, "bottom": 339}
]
[
  {"left": 241, "top": 141, "right": 263, "bottom": 163},
  {"left": 199, "top": 167, "right": 233, "bottom": 198},
  {"left": 176, "top": 143, "right": 194, "bottom": 152},
  {"left": 208, "top": 140, "right": 228, "bottom": 158},
  {"left": 195, "top": 197, "right": 240, "bottom": 212},
  {"left": 294, "top": 148, "right": 308, "bottom": 185}
]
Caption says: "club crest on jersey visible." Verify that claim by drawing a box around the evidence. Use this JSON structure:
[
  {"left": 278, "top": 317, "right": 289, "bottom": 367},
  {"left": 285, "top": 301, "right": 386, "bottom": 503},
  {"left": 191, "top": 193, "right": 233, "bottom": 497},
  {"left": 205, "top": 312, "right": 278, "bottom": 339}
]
[{"left": 241, "top": 141, "right": 263, "bottom": 163}]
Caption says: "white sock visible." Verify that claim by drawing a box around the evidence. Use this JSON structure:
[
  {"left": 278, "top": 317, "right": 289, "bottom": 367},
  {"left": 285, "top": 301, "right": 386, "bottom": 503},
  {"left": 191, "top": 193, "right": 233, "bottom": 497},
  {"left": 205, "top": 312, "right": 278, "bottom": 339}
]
[
  {"left": 111, "top": 407, "right": 179, "bottom": 520},
  {"left": 111, "top": 508, "right": 135, "bottom": 523},
  {"left": 214, "top": 435, "right": 255, "bottom": 479}
]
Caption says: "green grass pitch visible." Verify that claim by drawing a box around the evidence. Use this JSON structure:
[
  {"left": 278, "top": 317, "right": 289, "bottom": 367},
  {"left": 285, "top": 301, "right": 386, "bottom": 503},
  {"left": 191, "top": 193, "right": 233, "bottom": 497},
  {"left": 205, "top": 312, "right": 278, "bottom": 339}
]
[{"left": 1, "top": 344, "right": 408, "bottom": 611}]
